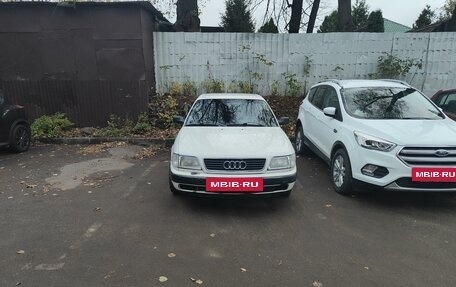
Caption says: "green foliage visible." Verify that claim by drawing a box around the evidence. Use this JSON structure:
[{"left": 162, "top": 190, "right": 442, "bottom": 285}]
[
  {"left": 133, "top": 112, "right": 152, "bottom": 135},
  {"left": 182, "top": 80, "right": 197, "bottom": 96},
  {"left": 253, "top": 53, "right": 275, "bottom": 66},
  {"left": 99, "top": 114, "right": 123, "bottom": 137},
  {"left": 376, "top": 53, "right": 423, "bottom": 79},
  {"left": 352, "top": 0, "right": 369, "bottom": 31},
  {"left": 169, "top": 82, "right": 182, "bottom": 96},
  {"left": 31, "top": 113, "right": 73, "bottom": 138},
  {"left": 270, "top": 81, "right": 280, "bottom": 96},
  {"left": 238, "top": 81, "right": 254, "bottom": 93},
  {"left": 366, "top": 10, "right": 384, "bottom": 32},
  {"left": 283, "top": 73, "right": 302, "bottom": 97},
  {"left": 258, "top": 18, "right": 278, "bottom": 33},
  {"left": 221, "top": 0, "right": 255, "bottom": 32},
  {"left": 318, "top": 10, "right": 338, "bottom": 33},
  {"left": 156, "top": 95, "right": 179, "bottom": 129},
  {"left": 413, "top": 5, "right": 436, "bottom": 30},
  {"left": 202, "top": 78, "right": 225, "bottom": 93},
  {"left": 441, "top": 0, "right": 456, "bottom": 20}
]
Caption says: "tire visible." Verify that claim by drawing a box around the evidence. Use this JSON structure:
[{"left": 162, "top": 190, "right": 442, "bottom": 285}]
[
  {"left": 169, "top": 176, "right": 182, "bottom": 196},
  {"left": 330, "top": 148, "right": 354, "bottom": 195},
  {"left": 9, "top": 124, "right": 31, "bottom": 153},
  {"left": 295, "top": 125, "right": 310, "bottom": 155}
]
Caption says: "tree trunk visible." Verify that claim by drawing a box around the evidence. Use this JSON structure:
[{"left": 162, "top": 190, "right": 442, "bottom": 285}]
[
  {"left": 174, "top": 0, "right": 200, "bottom": 32},
  {"left": 338, "top": 0, "right": 354, "bottom": 32},
  {"left": 306, "top": 0, "right": 320, "bottom": 33},
  {"left": 288, "top": 0, "right": 304, "bottom": 33}
]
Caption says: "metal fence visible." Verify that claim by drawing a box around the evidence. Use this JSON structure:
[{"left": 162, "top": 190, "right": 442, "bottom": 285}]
[
  {"left": 1, "top": 80, "right": 148, "bottom": 127},
  {"left": 153, "top": 32, "right": 456, "bottom": 96}
]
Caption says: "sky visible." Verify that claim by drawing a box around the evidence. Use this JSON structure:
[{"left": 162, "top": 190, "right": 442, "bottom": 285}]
[{"left": 198, "top": 0, "right": 447, "bottom": 31}]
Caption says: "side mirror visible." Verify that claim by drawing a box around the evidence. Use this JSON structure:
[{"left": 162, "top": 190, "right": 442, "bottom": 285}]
[
  {"left": 278, "top": 117, "right": 290, "bottom": 125},
  {"left": 173, "top": 116, "right": 185, "bottom": 125},
  {"left": 323, "top": 107, "right": 337, "bottom": 117}
]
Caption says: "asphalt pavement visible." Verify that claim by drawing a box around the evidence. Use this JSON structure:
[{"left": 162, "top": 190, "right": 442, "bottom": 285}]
[{"left": 1, "top": 144, "right": 456, "bottom": 287}]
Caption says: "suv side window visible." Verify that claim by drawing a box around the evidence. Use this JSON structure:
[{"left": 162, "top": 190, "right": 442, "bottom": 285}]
[
  {"left": 307, "top": 87, "right": 318, "bottom": 102},
  {"left": 310, "top": 86, "right": 326, "bottom": 110},
  {"left": 322, "top": 86, "right": 343, "bottom": 121}
]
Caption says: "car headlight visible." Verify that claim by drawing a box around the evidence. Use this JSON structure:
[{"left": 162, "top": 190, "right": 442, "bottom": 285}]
[
  {"left": 172, "top": 153, "right": 201, "bottom": 170},
  {"left": 354, "top": 131, "right": 396, "bottom": 152},
  {"left": 269, "top": 154, "right": 296, "bottom": 170}
]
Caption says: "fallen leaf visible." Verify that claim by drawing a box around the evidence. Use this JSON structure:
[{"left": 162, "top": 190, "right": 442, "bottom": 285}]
[
  {"left": 240, "top": 268, "right": 247, "bottom": 272},
  {"left": 16, "top": 250, "right": 25, "bottom": 255},
  {"left": 167, "top": 253, "right": 176, "bottom": 258},
  {"left": 190, "top": 278, "right": 203, "bottom": 285},
  {"left": 312, "top": 281, "right": 323, "bottom": 287},
  {"left": 159, "top": 276, "right": 168, "bottom": 282}
]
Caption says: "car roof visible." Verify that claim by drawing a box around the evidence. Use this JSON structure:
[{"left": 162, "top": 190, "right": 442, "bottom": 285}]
[
  {"left": 197, "top": 93, "right": 265, "bottom": 100},
  {"left": 317, "top": 79, "right": 410, "bottom": 89}
]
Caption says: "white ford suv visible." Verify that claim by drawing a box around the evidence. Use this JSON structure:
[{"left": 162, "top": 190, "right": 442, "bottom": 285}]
[
  {"left": 170, "top": 93, "right": 296, "bottom": 196},
  {"left": 296, "top": 79, "right": 456, "bottom": 195}
]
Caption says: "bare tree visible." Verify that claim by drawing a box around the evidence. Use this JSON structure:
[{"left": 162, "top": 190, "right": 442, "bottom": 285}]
[
  {"left": 306, "top": 0, "right": 320, "bottom": 33},
  {"left": 174, "top": 0, "right": 200, "bottom": 32},
  {"left": 338, "top": 0, "right": 354, "bottom": 32},
  {"left": 288, "top": 0, "right": 304, "bottom": 33}
]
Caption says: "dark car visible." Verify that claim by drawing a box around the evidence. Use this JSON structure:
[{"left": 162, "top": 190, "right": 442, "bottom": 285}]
[
  {"left": 0, "top": 89, "right": 31, "bottom": 152},
  {"left": 431, "top": 89, "right": 456, "bottom": 121}
]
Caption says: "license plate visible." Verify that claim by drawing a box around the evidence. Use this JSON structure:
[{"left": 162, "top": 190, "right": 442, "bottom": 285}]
[
  {"left": 412, "top": 168, "right": 456, "bottom": 182},
  {"left": 206, "top": 178, "right": 264, "bottom": 193}
]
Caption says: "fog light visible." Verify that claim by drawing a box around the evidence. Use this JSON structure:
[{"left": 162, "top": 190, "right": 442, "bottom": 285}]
[{"left": 361, "top": 164, "right": 389, "bottom": 178}]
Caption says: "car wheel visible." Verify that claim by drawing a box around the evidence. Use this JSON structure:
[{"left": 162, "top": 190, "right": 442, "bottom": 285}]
[
  {"left": 330, "top": 148, "right": 354, "bottom": 195},
  {"left": 10, "top": 124, "right": 31, "bottom": 153},
  {"left": 169, "top": 176, "right": 182, "bottom": 196},
  {"left": 295, "top": 125, "right": 309, "bottom": 155}
]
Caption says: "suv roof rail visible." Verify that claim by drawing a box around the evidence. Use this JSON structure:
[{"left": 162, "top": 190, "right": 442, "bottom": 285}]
[
  {"left": 318, "top": 79, "right": 342, "bottom": 86},
  {"left": 378, "top": 79, "right": 412, "bottom": 87}
]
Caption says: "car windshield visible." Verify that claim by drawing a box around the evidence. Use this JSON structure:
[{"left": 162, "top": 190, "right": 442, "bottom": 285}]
[
  {"left": 341, "top": 87, "right": 444, "bottom": 120},
  {"left": 185, "top": 98, "right": 278, "bottom": 127}
]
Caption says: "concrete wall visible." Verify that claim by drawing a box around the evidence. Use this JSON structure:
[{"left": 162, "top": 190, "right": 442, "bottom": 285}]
[{"left": 153, "top": 32, "right": 456, "bottom": 96}]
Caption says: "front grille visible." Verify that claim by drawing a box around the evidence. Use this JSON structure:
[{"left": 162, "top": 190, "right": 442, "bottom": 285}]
[
  {"left": 204, "top": 158, "right": 266, "bottom": 171},
  {"left": 395, "top": 177, "right": 456, "bottom": 189},
  {"left": 398, "top": 147, "right": 456, "bottom": 166}
]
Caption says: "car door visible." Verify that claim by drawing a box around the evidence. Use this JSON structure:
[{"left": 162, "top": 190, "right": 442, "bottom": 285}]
[
  {"left": 302, "top": 85, "right": 327, "bottom": 150},
  {"left": 315, "top": 86, "right": 344, "bottom": 157}
]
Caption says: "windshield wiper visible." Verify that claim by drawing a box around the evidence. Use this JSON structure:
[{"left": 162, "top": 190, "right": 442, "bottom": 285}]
[
  {"left": 227, "top": 123, "right": 265, "bottom": 127},
  {"left": 186, "top": 123, "right": 225, "bottom": 127}
]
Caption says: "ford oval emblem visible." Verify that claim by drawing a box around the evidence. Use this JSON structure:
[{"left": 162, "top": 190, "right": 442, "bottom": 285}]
[{"left": 435, "top": 149, "right": 450, "bottom": 157}]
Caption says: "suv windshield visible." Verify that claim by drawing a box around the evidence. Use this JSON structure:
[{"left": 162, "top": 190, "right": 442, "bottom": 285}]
[
  {"left": 342, "top": 87, "right": 444, "bottom": 120},
  {"left": 185, "top": 98, "right": 278, "bottom": 127}
]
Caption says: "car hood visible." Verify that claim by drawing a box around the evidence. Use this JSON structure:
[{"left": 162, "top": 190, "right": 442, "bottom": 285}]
[
  {"left": 173, "top": 127, "right": 294, "bottom": 158},
  {"left": 354, "top": 118, "right": 456, "bottom": 146}
]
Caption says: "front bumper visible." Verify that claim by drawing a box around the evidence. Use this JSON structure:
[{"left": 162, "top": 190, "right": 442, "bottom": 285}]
[
  {"left": 170, "top": 172, "right": 296, "bottom": 195},
  {"left": 350, "top": 146, "right": 456, "bottom": 192}
]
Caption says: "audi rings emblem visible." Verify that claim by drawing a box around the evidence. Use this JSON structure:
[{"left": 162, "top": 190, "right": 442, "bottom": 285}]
[{"left": 223, "top": 160, "right": 247, "bottom": 170}]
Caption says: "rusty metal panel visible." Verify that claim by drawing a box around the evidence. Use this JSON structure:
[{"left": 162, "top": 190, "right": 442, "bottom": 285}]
[{"left": 1, "top": 80, "right": 148, "bottom": 127}]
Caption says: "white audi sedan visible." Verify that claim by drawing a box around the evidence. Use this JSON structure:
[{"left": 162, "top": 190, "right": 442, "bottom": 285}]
[{"left": 169, "top": 93, "right": 296, "bottom": 196}]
